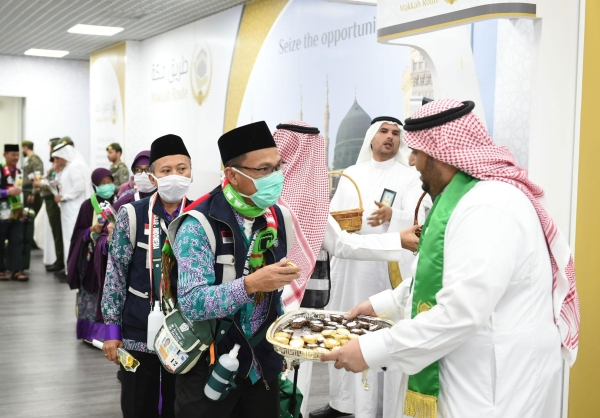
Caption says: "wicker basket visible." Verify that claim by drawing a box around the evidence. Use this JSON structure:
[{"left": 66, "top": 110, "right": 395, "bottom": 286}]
[
  {"left": 266, "top": 309, "right": 395, "bottom": 363},
  {"left": 329, "top": 171, "right": 364, "bottom": 233}
]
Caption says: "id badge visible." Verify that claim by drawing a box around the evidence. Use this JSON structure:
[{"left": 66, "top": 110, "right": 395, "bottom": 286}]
[{"left": 380, "top": 188, "right": 397, "bottom": 207}]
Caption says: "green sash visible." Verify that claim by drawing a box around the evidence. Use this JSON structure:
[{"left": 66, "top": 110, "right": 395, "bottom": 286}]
[{"left": 404, "top": 171, "right": 478, "bottom": 418}]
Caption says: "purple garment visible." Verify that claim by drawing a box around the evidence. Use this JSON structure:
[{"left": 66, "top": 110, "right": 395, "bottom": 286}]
[
  {"left": 93, "top": 190, "right": 154, "bottom": 322},
  {"left": 117, "top": 177, "right": 134, "bottom": 198},
  {"left": 130, "top": 150, "right": 151, "bottom": 172},
  {"left": 162, "top": 206, "right": 181, "bottom": 223},
  {"left": 91, "top": 168, "right": 112, "bottom": 186},
  {"left": 66, "top": 199, "right": 99, "bottom": 292}
]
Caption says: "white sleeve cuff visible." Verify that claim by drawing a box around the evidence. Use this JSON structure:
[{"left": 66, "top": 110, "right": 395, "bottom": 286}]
[
  {"left": 359, "top": 328, "right": 397, "bottom": 372},
  {"left": 370, "top": 290, "right": 402, "bottom": 323}
]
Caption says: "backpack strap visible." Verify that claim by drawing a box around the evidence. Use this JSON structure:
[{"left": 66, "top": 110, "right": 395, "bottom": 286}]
[
  {"left": 123, "top": 204, "right": 137, "bottom": 249},
  {"left": 168, "top": 211, "right": 216, "bottom": 254}
]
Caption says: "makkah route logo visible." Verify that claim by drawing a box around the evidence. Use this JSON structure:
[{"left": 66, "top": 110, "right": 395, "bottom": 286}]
[
  {"left": 190, "top": 43, "right": 213, "bottom": 106},
  {"left": 179, "top": 323, "right": 190, "bottom": 332},
  {"left": 110, "top": 99, "right": 118, "bottom": 124},
  {"left": 445, "top": 0, "right": 459, "bottom": 4}
]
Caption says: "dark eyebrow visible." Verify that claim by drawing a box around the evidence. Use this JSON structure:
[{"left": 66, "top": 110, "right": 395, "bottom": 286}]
[{"left": 257, "top": 158, "right": 282, "bottom": 168}]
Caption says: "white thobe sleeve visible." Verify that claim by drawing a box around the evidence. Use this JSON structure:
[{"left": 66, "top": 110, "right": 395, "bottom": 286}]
[
  {"left": 359, "top": 203, "right": 521, "bottom": 374},
  {"left": 60, "top": 167, "right": 86, "bottom": 202},
  {"left": 323, "top": 215, "right": 404, "bottom": 261},
  {"left": 368, "top": 276, "right": 413, "bottom": 323}
]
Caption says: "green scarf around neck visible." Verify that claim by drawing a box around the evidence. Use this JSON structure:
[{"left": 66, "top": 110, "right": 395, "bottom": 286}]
[
  {"left": 222, "top": 180, "right": 278, "bottom": 304},
  {"left": 404, "top": 171, "right": 478, "bottom": 418}
]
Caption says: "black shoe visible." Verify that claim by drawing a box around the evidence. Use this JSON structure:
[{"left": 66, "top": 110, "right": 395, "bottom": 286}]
[
  {"left": 53, "top": 270, "right": 67, "bottom": 282},
  {"left": 309, "top": 404, "right": 352, "bottom": 418},
  {"left": 46, "top": 263, "right": 65, "bottom": 272}
]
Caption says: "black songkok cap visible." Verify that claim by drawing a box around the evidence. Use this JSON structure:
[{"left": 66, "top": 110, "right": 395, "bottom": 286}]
[
  {"left": 4, "top": 144, "right": 19, "bottom": 153},
  {"left": 371, "top": 116, "right": 403, "bottom": 126},
  {"left": 150, "top": 134, "right": 190, "bottom": 165},
  {"left": 218, "top": 121, "right": 276, "bottom": 165},
  {"left": 404, "top": 101, "right": 475, "bottom": 131}
]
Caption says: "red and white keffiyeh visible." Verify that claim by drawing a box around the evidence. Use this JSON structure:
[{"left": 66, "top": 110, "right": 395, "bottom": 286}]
[
  {"left": 274, "top": 121, "right": 330, "bottom": 311},
  {"left": 404, "top": 99, "right": 579, "bottom": 365}
]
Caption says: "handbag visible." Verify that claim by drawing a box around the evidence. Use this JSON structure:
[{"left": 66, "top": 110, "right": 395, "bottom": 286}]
[
  {"left": 154, "top": 298, "right": 216, "bottom": 374},
  {"left": 279, "top": 363, "right": 303, "bottom": 418}
]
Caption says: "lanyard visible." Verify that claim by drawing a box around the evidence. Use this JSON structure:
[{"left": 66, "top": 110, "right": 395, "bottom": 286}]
[
  {"left": 147, "top": 193, "right": 185, "bottom": 308},
  {"left": 242, "top": 231, "right": 259, "bottom": 277}
]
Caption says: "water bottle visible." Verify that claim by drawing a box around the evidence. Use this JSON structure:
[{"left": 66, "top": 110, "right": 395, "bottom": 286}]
[
  {"left": 204, "top": 344, "right": 241, "bottom": 401},
  {"left": 147, "top": 301, "right": 165, "bottom": 348}
]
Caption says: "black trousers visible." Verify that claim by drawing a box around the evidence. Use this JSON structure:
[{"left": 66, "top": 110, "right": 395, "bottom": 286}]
[
  {"left": 44, "top": 197, "right": 64, "bottom": 266},
  {"left": 175, "top": 353, "right": 280, "bottom": 418},
  {"left": 121, "top": 350, "right": 177, "bottom": 418},
  {"left": 0, "top": 220, "right": 23, "bottom": 271}
]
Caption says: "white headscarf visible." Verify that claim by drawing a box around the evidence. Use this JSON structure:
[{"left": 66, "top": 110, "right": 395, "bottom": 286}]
[
  {"left": 52, "top": 144, "right": 86, "bottom": 164},
  {"left": 355, "top": 120, "right": 411, "bottom": 167},
  {"left": 52, "top": 144, "right": 93, "bottom": 196}
]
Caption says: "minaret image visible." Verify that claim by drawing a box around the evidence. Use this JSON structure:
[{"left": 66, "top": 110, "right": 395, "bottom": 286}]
[{"left": 323, "top": 76, "right": 330, "bottom": 169}]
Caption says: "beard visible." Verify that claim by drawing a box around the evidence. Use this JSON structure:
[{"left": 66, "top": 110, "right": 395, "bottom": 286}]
[{"left": 420, "top": 156, "right": 441, "bottom": 195}]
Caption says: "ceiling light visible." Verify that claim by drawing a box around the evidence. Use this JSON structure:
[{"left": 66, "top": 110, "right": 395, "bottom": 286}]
[
  {"left": 68, "top": 24, "right": 124, "bottom": 36},
  {"left": 24, "top": 49, "right": 69, "bottom": 58}
]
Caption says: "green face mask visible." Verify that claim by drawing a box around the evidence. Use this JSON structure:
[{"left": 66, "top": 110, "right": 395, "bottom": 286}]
[{"left": 96, "top": 183, "right": 115, "bottom": 199}]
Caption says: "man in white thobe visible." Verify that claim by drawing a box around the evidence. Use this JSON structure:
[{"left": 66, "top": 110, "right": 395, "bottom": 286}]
[
  {"left": 311, "top": 117, "right": 427, "bottom": 418},
  {"left": 51, "top": 143, "right": 92, "bottom": 269},
  {"left": 321, "top": 99, "right": 579, "bottom": 418}
]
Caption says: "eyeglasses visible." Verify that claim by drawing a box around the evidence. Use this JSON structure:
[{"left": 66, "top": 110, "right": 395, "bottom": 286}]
[
  {"left": 134, "top": 167, "right": 149, "bottom": 174},
  {"left": 233, "top": 161, "right": 286, "bottom": 176}
]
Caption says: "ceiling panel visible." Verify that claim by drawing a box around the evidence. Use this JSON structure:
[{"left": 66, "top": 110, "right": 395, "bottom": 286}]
[{"left": 0, "top": 0, "right": 250, "bottom": 60}]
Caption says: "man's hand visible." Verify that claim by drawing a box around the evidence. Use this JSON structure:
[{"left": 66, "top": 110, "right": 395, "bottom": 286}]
[
  {"left": 320, "top": 338, "right": 369, "bottom": 372},
  {"left": 345, "top": 300, "right": 377, "bottom": 321},
  {"left": 102, "top": 340, "right": 123, "bottom": 366},
  {"left": 400, "top": 225, "right": 421, "bottom": 253},
  {"left": 107, "top": 222, "right": 115, "bottom": 242},
  {"left": 90, "top": 223, "right": 104, "bottom": 234},
  {"left": 244, "top": 259, "right": 300, "bottom": 295},
  {"left": 54, "top": 195, "right": 62, "bottom": 203},
  {"left": 27, "top": 194, "right": 35, "bottom": 204},
  {"left": 367, "top": 201, "right": 393, "bottom": 227},
  {"left": 8, "top": 187, "right": 21, "bottom": 197}
]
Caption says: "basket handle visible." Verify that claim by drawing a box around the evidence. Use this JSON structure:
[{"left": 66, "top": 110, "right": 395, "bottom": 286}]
[
  {"left": 328, "top": 171, "right": 363, "bottom": 210},
  {"left": 414, "top": 192, "right": 427, "bottom": 225}
]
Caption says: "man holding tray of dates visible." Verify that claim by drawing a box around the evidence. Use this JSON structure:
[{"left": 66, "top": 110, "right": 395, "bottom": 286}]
[
  {"left": 172, "top": 121, "right": 300, "bottom": 418},
  {"left": 321, "top": 99, "right": 579, "bottom": 418}
]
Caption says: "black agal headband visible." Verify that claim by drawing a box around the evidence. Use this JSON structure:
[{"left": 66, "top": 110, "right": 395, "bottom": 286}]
[
  {"left": 371, "top": 116, "right": 403, "bottom": 126},
  {"left": 404, "top": 101, "right": 475, "bottom": 131},
  {"left": 276, "top": 124, "right": 320, "bottom": 134}
]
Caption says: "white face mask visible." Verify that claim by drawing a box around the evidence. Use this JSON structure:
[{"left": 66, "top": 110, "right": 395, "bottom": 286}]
[
  {"left": 150, "top": 174, "right": 191, "bottom": 203},
  {"left": 134, "top": 172, "right": 156, "bottom": 193}
]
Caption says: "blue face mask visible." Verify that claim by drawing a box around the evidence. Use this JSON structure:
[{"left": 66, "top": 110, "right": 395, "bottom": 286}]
[
  {"left": 233, "top": 168, "right": 284, "bottom": 209},
  {"left": 96, "top": 183, "right": 115, "bottom": 199}
]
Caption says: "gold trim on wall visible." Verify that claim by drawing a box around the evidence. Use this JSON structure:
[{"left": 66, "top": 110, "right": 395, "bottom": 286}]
[
  {"left": 569, "top": 0, "right": 600, "bottom": 416},
  {"left": 223, "top": 0, "right": 289, "bottom": 134},
  {"left": 90, "top": 42, "right": 127, "bottom": 112}
]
